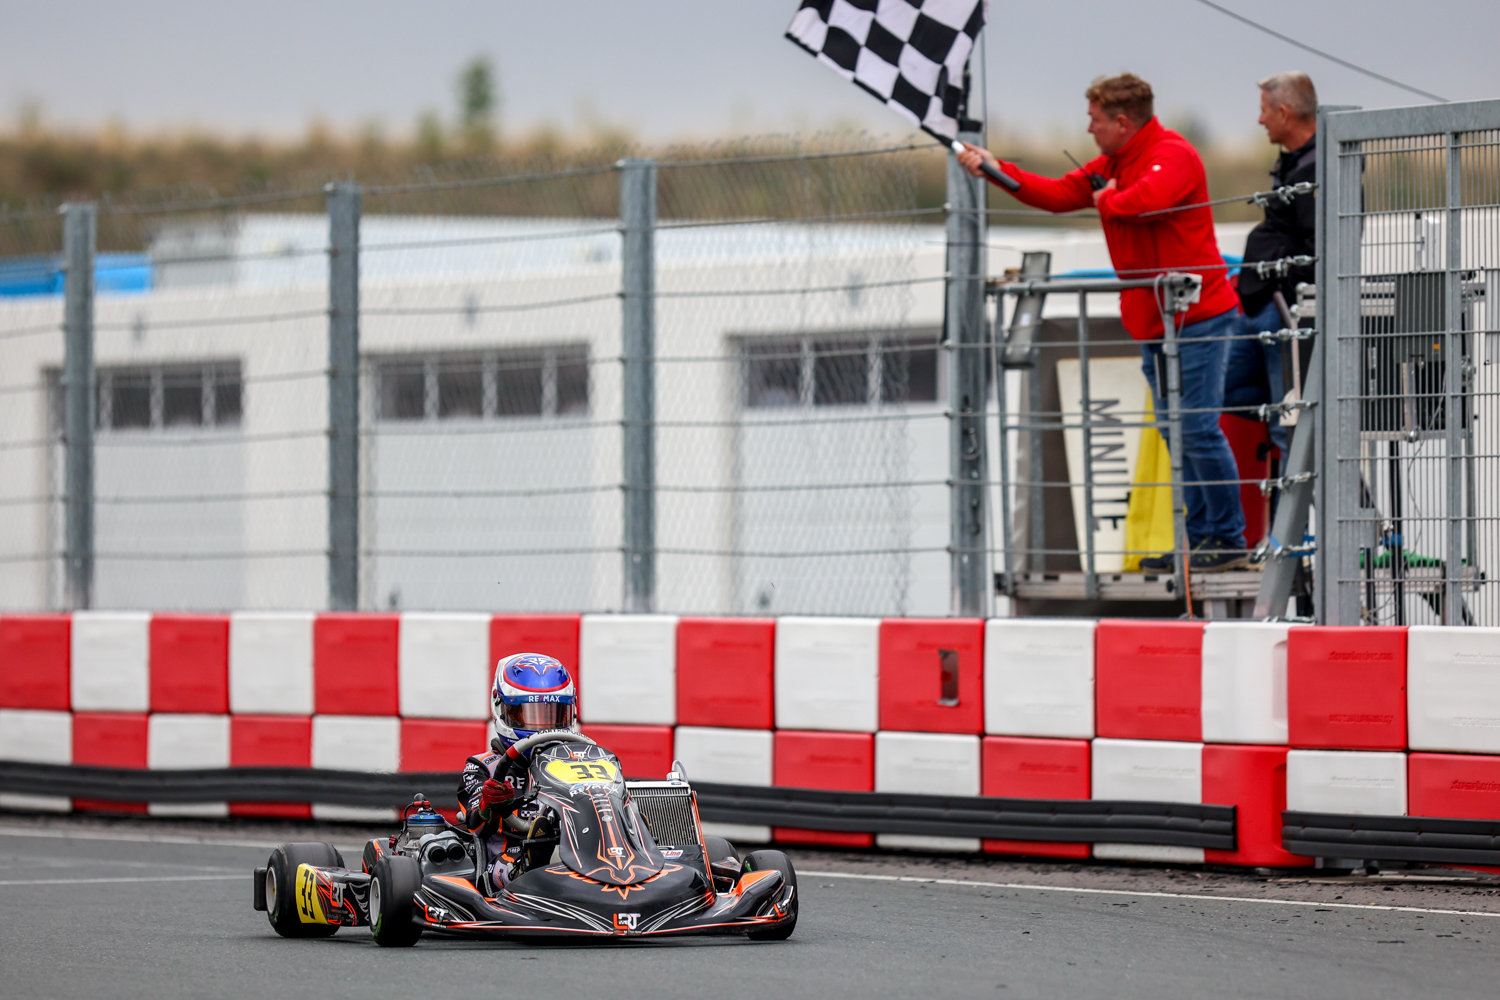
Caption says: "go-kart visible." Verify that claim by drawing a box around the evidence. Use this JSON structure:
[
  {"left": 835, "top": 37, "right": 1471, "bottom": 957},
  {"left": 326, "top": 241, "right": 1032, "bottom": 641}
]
[{"left": 251, "top": 731, "right": 797, "bottom": 945}]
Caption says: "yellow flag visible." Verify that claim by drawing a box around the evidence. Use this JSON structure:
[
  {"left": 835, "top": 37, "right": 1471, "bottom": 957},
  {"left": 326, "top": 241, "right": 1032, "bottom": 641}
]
[{"left": 1123, "top": 394, "right": 1176, "bottom": 571}]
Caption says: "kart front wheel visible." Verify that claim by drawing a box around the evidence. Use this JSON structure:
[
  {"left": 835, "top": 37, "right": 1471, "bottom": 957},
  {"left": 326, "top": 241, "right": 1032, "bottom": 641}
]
[
  {"left": 369, "top": 855, "right": 424, "bottom": 948},
  {"left": 266, "top": 842, "right": 345, "bottom": 939},
  {"left": 742, "top": 849, "right": 798, "bottom": 941}
]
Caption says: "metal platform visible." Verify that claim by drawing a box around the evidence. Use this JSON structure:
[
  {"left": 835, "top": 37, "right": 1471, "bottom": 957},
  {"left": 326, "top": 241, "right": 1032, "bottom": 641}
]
[{"left": 1000, "top": 569, "right": 1267, "bottom": 618}]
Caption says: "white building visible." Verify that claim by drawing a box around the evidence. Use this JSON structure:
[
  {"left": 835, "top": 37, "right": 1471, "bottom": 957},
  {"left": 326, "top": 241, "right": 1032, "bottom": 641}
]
[{"left": 0, "top": 212, "right": 1252, "bottom": 616}]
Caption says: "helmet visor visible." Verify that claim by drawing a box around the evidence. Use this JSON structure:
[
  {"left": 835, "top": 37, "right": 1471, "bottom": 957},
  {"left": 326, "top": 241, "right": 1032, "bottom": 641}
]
[{"left": 504, "top": 700, "right": 575, "bottom": 732}]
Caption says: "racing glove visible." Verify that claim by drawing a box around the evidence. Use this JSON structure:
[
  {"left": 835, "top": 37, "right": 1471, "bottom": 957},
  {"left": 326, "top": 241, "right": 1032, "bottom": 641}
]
[{"left": 479, "top": 776, "right": 518, "bottom": 811}]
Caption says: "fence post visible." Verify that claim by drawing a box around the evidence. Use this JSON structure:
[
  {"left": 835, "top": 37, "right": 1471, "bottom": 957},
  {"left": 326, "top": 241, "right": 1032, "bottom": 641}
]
[
  {"left": 326, "top": 182, "right": 361, "bottom": 611},
  {"left": 946, "top": 131, "right": 989, "bottom": 617},
  {"left": 619, "top": 158, "right": 657, "bottom": 613},
  {"left": 1325, "top": 107, "right": 1364, "bottom": 627},
  {"left": 62, "top": 202, "right": 96, "bottom": 611},
  {"left": 1159, "top": 305, "right": 1190, "bottom": 609}
]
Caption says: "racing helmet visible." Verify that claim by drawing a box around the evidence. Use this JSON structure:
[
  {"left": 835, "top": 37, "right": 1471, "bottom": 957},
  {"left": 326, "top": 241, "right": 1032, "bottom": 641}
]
[{"left": 491, "top": 653, "right": 578, "bottom": 748}]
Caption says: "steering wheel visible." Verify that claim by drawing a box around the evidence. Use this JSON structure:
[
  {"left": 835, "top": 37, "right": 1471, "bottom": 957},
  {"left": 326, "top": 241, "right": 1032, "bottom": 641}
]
[{"left": 498, "top": 731, "right": 596, "bottom": 782}]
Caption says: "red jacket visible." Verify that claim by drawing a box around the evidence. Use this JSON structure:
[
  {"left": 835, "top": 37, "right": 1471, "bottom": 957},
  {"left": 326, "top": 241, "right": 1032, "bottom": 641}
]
[{"left": 993, "top": 118, "right": 1238, "bottom": 340}]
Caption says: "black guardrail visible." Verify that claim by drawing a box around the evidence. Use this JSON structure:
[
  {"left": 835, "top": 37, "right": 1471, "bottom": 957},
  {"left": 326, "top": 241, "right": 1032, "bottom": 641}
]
[
  {"left": 0, "top": 761, "right": 457, "bottom": 809},
  {"left": 0, "top": 761, "right": 1237, "bottom": 849},
  {"left": 694, "top": 782, "right": 1236, "bottom": 849},
  {"left": 1282, "top": 810, "right": 1500, "bottom": 866}
]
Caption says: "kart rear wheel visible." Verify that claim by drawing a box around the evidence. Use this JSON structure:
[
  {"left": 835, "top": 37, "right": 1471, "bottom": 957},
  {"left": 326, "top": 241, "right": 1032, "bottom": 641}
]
[
  {"left": 742, "top": 849, "right": 798, "bottom": 941},
  {"left": 369, "top": 855, "right": 424, "bottom": 948},
  {"left": 265, "top": 842, "right": 345, "bottom": 939}
]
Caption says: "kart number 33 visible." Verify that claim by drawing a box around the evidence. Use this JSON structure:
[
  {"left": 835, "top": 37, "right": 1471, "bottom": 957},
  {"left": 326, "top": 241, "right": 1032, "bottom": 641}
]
[{"left": 543, "top": 759, "right": 620, "bottom": 784}]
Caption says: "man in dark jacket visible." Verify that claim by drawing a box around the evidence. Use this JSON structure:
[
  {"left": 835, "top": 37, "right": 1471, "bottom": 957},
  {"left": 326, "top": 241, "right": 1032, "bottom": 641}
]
[
  {"left": 1226, "top": 72, "right": 1318, "bottom": 455},
  {"left": 959, "top": 73, "right": 1247, "bottom": 571}
]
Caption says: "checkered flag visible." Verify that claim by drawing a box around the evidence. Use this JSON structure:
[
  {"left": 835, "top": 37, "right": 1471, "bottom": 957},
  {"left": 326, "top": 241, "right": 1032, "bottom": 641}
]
[{"left": 786, "top": 0, "right": 986, "bottom": 143}]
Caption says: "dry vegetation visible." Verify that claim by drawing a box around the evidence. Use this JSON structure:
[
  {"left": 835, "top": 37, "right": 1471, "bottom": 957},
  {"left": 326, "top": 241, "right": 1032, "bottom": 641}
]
[{"left": 0, "top": 119, "right": 1280, "bottom": 227}]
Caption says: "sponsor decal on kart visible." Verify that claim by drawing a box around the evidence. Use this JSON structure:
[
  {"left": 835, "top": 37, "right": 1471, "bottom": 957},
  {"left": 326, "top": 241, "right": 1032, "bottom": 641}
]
[
  {"left": 660, "top": 849, "right": 683, "bottom": 859},
  {"left": 613, "top": 912, "right": 641, "bottom": 931},
  {"left": 543, "top": 759, "right": 619, "bottom": 785}
]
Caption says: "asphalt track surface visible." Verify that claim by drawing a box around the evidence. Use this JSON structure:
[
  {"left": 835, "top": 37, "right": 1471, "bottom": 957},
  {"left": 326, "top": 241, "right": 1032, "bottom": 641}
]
[{"left": 3, "top": 815, "right": 1499, "bottom": 999}]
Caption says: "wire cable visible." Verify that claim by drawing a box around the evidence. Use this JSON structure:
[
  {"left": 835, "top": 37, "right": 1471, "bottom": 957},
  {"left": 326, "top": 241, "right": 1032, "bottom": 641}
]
[{"left": 1188, "top": 0, "right": 1448, "bottom": 103}]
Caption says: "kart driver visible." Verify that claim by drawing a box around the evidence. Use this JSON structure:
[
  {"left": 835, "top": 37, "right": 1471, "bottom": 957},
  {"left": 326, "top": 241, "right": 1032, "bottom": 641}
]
[{"left": 456, "top": 652, "right": 579, "bottom": 888}]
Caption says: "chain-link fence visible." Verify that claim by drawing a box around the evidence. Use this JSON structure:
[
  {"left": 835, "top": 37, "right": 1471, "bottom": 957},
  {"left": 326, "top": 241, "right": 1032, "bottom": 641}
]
[
  {"left": 0, "top": 207, "right": 66, "bottom": 609},
  {"left": 11, "top": 106, "right": 1498, "bottom": 624},
  {"left": 0, "top": 138, "right": 958, "bottom": 616}
]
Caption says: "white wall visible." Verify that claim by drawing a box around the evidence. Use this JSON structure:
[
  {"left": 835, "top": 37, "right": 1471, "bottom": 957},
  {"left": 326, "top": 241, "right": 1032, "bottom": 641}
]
[{"left": 0, "top": 217, "right": 1255, "bottom": 614}]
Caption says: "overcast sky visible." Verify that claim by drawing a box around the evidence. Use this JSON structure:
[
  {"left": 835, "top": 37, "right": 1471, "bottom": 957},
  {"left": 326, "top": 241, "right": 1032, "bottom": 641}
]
[{"left": 2, "top": 1, "right": 1494, "bottom": 146}]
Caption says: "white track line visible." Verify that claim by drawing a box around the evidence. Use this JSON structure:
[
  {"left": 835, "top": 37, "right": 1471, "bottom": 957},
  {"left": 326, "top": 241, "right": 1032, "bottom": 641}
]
[
  {"left": 0, "top": 825, "right": 367, "bottom": 854},
  {"left": 803, "top": 870, "right": 1500, "bottom": 919},
  {"left": 0, "top": 874, "right": 244, "bottom": 887}
]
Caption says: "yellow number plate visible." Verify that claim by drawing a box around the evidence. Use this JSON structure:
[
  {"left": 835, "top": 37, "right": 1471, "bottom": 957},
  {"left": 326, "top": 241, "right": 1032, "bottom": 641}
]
[
  {"left": 294, "top": 863, "right": 329, "bottom": 924},
  {"left": 544, "top": 759, "right": 620, "bottom": 785}
]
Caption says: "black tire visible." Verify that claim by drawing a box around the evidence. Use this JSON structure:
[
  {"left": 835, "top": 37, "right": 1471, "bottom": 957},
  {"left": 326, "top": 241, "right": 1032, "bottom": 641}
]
[
  {"left": 704, "top": 835, "right": 742, "bottom": 891},
  {"left": 742, "top": 849, "right": 798, "bottom": 941},
  {"left": 369, "top": 855, "right": 424, "bottom": 948},
  {"left": 704, "top": 835, "right": 739, "bottom": 866},
  {"left": 265, "top": 842, "right": 345, "bottom": 939}
]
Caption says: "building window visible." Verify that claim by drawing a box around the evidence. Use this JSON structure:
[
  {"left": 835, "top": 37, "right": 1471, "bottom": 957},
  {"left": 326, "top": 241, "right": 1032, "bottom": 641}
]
[
  {"left": 741, "top": 333, "right": 940, "bottom": 409},
  {"left": 71, "top": 362, "right": 243, "bottom": 432},
  {"left": 374, "top": 345, "right": 589, "bottom": 422}
]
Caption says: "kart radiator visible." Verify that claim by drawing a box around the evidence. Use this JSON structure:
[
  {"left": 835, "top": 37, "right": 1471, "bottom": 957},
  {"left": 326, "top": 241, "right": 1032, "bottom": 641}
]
[{"left": 627, "top": 783, "right": 699, "bottom": 847}]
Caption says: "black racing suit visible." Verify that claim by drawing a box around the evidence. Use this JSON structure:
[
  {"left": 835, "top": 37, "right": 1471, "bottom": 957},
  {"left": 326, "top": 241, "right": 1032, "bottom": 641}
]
[{"left": 457, "top": 748, "right": 532, "bottom": 885}]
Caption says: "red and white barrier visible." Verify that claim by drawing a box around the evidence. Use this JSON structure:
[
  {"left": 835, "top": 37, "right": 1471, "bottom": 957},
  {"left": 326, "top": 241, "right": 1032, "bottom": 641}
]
[
  {"left": 7, "top": 611, "right": 1500, "bottom": 865},
  {"left": 878, "top": 618, "right": 984, "bottom": 734},
  {"left": 578, "top": 614, "right": 677, "bottom": 725},
  {"left": 1203, "top": 744, "right": 1310, "bottom": 868},
  {"left": 1407, "top": 626, "right": 1500, "bottom": 754},
  {"left": 579, "top": 724, "right": 673, "bottom": 779},
  {"left": 1286, "top": 749, "right": 1407, "bottom": 816},
  {"left": 311, "top": 714, "right": 401, "bottom": 821},
  {"left": 398, "top": 613, "right": 490, "bottom": 720},
  {"left": 983, "top": 619, "right": 1095, "bottom": 739},
  {"left": 676, "top": 617, "right": 775, "bottom": 730},
  {"left": 1408, "top": 752, "right": 1500, "bottom": 820},
  {"left": 150, "top": 615, "right": 229, "bottom": 714},
  {"left": 1201, "top": 622, "right": 1297, "bottom": 745},
  {"left": 148, "top": 713, "right": 229, "bottom": 817},
  {"left": 230, "top": 714, "right": 312, "bottom": 818},
  {"left": 674, "top": 725, "right": 774, "bottom": 843},
  {"left": 228, "top": 612, "right": 314, "bottom": 716},
  {"left": 1094, "top": 620, "right": 1202, "bottom": 742},
  {"left": 773, "top": 730, "right": 874, "bottom": 847},
  {"left": 1091, "top": 737, "right": 1205, "bottom": 863},
  {"left": 1287, "top": 626, "right": 1407, "bottom": 750},
  {"left": 774, "top": 617, "right": 879, "bottom": 732},
  {"left": 71, "top": 612, "right": 150, "bottom": 712},
  {"left": 0, "top": 615, "right": 71, "bottom": 711},
  {"left": 314, "top": 614, "right": 400, "bottom": 716},
  {"left": 0, "top": 709, "right": 71, "bottom": 812},
  {"left": 72, "top": 712, "right": 148, "bottom": 813},
  {"left": 981, "top": 736, "right": 1091, "bottom": 858},
  {"left": 875, "top": 731, "right": 981, "bottom": 852}
]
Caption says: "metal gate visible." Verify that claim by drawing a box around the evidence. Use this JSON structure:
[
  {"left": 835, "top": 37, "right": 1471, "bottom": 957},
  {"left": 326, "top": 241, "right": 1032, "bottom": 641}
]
[{"left": 1322, "top": 100, "right": 1500, "bottom": 626}]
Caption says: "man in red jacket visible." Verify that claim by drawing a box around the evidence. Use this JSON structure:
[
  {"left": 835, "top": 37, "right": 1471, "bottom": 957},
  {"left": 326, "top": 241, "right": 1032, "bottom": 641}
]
[{"left": 959, "top": 73, "right": 1246, "bottom": 571}]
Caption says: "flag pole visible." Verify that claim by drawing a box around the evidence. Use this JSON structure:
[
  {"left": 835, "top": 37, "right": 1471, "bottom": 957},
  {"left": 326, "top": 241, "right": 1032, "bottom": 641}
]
[{"left": 927, "top": 126, "right": 1019, "bottom": 191}]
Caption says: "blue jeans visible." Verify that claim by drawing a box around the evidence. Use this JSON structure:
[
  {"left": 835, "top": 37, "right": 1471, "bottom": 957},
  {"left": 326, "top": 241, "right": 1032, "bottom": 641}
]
[
  {"left": 1224, "top": 300, "right": 1288, "bottom": 454},
  {"left": 1140, "top": 308, "right": 1247, "bottom": 549}
]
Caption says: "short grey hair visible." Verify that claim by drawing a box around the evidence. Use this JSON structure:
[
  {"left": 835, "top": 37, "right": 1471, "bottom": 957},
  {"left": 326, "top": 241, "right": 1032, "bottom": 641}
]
[{"left": 1258, "top": 71, "right": 1317, "bottom": 120}]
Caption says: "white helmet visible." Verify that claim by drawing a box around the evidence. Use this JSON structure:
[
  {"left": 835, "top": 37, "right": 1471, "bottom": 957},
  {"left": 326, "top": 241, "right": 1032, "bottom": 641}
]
[{"left": 491, "top": 652, "right": 578, "bottom": 749}]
